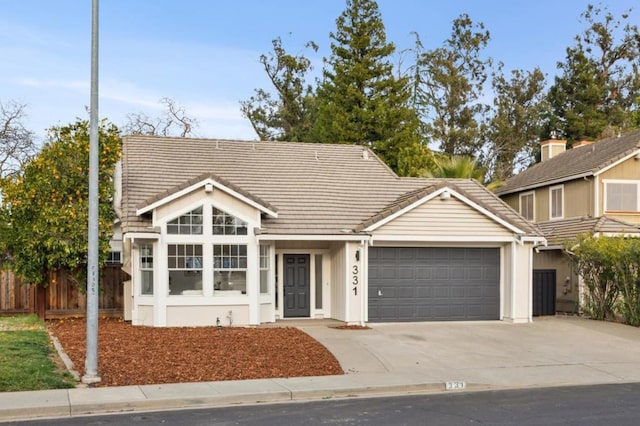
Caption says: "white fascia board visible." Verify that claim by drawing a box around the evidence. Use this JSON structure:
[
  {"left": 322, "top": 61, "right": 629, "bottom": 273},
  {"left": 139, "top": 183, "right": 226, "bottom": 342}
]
[
  {"left": 370, "top": 235, "right": 515, "bottom": 243},
  {"left": 257, "top": 234, "right": 370, "bottom": 242},
  {"left": 594, "top": 149, "right": 640, "bottom": 176},
  {"left": 364, "top": 187, "right": 447, "bottom": 232},
  {"left": 451, "top": 190, "right": 527, "bottom": 234},
  {"left": 498, "top": 172, "right": 593, "bottom": 196},
  {"left": 136, "top": 178, "right": 278, "bottom": 218},
  {"left": 125, "top": 232, "right": 160, "bottom": 242},
  {"left": 365, "top": 186, "right": 527, "bottom": 235},
  {"left": 519, "top": 236, "right": 547, "bottom": 244}
]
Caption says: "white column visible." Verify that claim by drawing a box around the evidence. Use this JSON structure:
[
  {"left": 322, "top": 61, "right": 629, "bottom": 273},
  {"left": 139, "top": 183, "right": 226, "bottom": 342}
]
[{"left": 247, "top": 238, "right": 260, "bottom": 325}]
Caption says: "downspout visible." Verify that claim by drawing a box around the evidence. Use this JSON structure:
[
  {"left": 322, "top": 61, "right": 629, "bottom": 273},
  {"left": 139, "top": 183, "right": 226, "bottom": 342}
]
[
  {"left": 511, "top": 241, "right": 517, "bottom": 320},
  {"left": 528, "top": 242, "right": 533, "bottom": 322},
  {"left": 593, "top": 175, "right": 599, "bottom": 217}
]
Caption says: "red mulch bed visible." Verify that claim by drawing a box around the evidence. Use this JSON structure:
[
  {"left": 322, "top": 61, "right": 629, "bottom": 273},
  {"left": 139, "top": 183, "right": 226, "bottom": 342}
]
[{"left": 47, "top": 318, "right": 343, "bottom": 387}]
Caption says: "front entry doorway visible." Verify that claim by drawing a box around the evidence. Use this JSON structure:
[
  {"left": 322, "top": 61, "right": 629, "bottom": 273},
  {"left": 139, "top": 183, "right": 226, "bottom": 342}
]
[{"left": 283, "top": 254, "right": 310, "bottom": 317}]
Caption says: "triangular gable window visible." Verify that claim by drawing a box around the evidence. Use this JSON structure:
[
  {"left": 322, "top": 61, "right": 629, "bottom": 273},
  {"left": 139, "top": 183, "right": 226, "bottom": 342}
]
[
  {"left": 167, "top": 206, "right": 203, "bottom": 235},
  {"left": 213, "top": 207, "right": 248, "bottom": 235}
]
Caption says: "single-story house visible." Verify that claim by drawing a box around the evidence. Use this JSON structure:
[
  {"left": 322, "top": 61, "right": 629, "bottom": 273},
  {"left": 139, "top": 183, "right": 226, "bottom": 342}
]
[{"left": 114, "top": 136, "right": 545, "bottom": 327}]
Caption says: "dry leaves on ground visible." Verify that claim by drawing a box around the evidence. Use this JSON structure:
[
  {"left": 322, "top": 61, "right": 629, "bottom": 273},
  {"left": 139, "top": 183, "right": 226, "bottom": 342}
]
[{"left": 47, "top": 318, "right": 343, "bottom": 387}]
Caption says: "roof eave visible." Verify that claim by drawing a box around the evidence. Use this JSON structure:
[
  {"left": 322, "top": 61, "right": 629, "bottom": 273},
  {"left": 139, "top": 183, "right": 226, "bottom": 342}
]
[{"left": 497, "top": 171, "right": 594, "bottom": 196}]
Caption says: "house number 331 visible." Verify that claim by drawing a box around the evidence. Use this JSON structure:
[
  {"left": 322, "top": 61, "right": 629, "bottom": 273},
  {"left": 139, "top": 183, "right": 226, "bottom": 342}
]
[{"left": 352, "top": 265, "right": 359, "bottom": 296}]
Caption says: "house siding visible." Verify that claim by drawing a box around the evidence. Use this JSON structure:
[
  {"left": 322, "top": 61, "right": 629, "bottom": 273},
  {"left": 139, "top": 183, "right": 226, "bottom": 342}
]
[
  {"left": 156, "top": 186, "right": 260, "bottom": 227},
  {"left": 535, "top": 187, "right": 550, "bottom": 222},
  {"left": 373, "top": 197, "right": 513, "bottom": 238},
  {"left": 166, "top": 305, "right": 249, "bottom": 327},
  {"left": 136, "top": 305, "right": 153, "bottom": 326},
  {"left": 562, "top": 179, "right": 593, "bottom": 219},
  {"left": 503, "top": 178, "right": 592, "bottom": 222},
  {"left": 346, "top": 241, "right": 364, "bottom": 324},
  {"left": 533, "top": 250, "right": 578, "bottom": 313},
  {"left": 503, "top": 242, "right": 533, "bottom": 323},
  {"left": 599, "top": 157, "right": 640, "bottom": 224},
  {"left": 330, "top": 243, "right": 347, "bottom": 321}
]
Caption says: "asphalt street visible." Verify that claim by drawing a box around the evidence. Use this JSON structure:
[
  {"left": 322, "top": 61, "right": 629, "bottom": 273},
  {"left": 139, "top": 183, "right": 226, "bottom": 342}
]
[{"left": 7, "top": 382, "right": 640, "bottom": 426}]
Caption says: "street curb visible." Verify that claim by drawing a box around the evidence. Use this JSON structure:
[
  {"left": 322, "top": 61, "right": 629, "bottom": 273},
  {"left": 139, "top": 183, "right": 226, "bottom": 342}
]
[
  {"left": 0, "top": 381, "right": 490, "bottom": 421},
  {"left": 0, "top": 389, "right": 71, "bottom": 421},
  {"left": 49, "top": 331, "right": 81, "bottom": 382}
]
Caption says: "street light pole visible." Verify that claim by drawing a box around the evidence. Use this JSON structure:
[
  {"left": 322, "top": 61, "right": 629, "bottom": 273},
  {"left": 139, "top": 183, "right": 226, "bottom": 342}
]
[{"left": 82, "top": 0, "right": 101, "bottom": 385}]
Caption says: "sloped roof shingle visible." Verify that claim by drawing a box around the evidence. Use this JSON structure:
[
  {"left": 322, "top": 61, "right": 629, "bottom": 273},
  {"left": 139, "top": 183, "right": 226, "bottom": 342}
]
[
  {"left": 496, "top": 129, "right": 640, "bottom": 196},
  {"left": 121, "top": 135, "right": 541, "bottom": 237},
  {"left": 537, "top": 216, "right": 640, "bottom": 247}
]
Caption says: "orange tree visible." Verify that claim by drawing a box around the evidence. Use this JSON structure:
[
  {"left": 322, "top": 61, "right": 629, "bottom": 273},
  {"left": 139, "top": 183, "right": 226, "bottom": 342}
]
[{"left": 0, "top": 119, "right": 121, "bottom": 286}]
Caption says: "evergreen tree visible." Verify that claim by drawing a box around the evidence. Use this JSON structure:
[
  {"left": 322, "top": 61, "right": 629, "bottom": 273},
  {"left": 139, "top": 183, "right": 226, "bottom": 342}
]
[
  {"left": 486, "top": 66, "right": 547, "bottom": 181},
  {"left": 547, "top": 4, "right": 640, "bottom": 142},
  {"left": 312, "top": 0, "right": 426, "bottom": 175}
]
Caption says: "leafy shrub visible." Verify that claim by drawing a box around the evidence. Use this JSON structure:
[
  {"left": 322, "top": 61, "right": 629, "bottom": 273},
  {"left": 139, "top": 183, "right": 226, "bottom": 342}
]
[{"left": 566, "top": 234, "right": 640, "bottom": 325}]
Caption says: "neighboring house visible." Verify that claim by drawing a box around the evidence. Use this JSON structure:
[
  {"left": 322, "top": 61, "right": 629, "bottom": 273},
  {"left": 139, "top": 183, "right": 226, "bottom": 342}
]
[
  {"left": 496, "top": 130, "right": 640, "bottom": 313},
  {"left": 115, "top": 135, "right": 544, "bottom": 327}
]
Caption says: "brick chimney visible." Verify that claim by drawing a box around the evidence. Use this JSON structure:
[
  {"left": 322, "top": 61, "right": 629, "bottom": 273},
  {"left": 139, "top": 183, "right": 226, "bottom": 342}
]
[{"left": 540, "top": 139, "right": 567, "bottom": 161}]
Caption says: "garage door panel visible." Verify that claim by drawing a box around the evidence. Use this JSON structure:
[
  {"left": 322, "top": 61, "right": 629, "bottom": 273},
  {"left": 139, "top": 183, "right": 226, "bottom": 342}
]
[
  {"left": 398, "top": 268, "right": 415, "bottom": 279},
  {"left": 368, "top": 247, "right": 500, "bottom": 322},
  {"left": 450, "top": 268, "right": 465, "bottom": 280}
]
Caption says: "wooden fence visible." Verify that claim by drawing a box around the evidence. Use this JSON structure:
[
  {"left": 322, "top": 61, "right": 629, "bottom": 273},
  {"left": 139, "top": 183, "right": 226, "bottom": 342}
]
[{"left": 0, "top": 266, "right": 127, "bottom": 319}]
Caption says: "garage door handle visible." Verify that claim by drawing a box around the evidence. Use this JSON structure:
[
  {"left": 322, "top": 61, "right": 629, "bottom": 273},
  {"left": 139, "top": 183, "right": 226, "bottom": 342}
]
[{"left": 378, "top": 290, "right": 383, "bottom": 296}]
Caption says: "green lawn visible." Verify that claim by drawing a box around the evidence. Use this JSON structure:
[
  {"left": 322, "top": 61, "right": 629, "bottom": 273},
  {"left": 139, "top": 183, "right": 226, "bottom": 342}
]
[{"left": 0, "top": 315, "right": 75, "bottom": 392}]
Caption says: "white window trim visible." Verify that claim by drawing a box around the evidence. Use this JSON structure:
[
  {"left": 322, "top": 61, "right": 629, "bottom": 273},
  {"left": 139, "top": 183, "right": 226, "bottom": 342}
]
[
  {"left": 549, "top": 185, "right": 564, "bottom": 220},
  {"left": 602, "top": 179, "right": 640, "bottom": 213},
  {"left": 160, "top": 203, "right": 257, "bottom": 298},
  {"left": 134, "top": 241, "right": 156, "bottom": 298},
  {"left": 519, "top": 191, "right": 535, "bottom": 221}
]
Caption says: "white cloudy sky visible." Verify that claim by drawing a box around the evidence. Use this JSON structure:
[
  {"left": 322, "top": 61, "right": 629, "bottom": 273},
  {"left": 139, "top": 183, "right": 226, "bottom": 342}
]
[{"left": 0, "top": 0, "right": 637, "bottom": 144}]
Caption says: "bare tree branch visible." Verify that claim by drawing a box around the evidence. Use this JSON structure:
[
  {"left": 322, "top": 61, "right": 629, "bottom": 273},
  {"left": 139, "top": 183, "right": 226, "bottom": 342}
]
[
  {"left": 0, "top": 100, "right": 36, "bottom": 178},
  {"left": 122, "top": 98, "right": 198, "bottom": 137}
]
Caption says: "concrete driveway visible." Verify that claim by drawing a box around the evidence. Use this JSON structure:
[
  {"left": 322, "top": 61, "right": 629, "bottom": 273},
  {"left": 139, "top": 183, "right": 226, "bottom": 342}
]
[{"left": 300, "top": 316, "right": 640, "bottom": 390}]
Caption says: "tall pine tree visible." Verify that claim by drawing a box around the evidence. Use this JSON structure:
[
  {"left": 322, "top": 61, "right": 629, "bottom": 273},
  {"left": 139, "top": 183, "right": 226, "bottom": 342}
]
[
  {"left": 311, "top": 0, "right": 427, "bottom": 175},
  {"left": 547, "top": 4, "right": 640, "bottom": 142}
]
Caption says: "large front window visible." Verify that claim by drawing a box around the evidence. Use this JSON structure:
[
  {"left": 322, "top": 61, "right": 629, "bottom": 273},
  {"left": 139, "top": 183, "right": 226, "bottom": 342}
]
[
  {"left": 606, "top": 182, "right": 638, "bottom": 212},
  {"left": 213, "top": 207, "right": 248, "bottom": 235},
  {"left": 167, "top": 206, "right": 203, "bottom": 235},
  {"left": 213, "top": 244, "right": 247, "bottom": 295},
  {"left": 168, "top": 244, "right": 203, "bottom": 295}
]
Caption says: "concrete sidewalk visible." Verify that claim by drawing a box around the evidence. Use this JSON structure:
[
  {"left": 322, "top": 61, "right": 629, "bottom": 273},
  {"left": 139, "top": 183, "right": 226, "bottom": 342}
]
[{"left": 2, "top": 316, "right": 640, "bottom": 422}]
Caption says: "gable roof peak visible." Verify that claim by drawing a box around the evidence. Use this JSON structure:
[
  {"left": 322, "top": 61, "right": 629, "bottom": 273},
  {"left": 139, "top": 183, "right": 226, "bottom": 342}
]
[{"left": 497, "top": 128, "right": 640, "bottom": 196}]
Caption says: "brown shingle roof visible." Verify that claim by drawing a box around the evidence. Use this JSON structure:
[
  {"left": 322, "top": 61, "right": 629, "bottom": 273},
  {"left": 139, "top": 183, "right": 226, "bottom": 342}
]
[
  {"left": 537, "top": 216, "right": 640, "bottom": 247},
  {"left": 120, "top": 135, "right": 541, "bottom": 237},
  {"left": 496, "top": 129, "right": 640, "bottom": 196}
]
